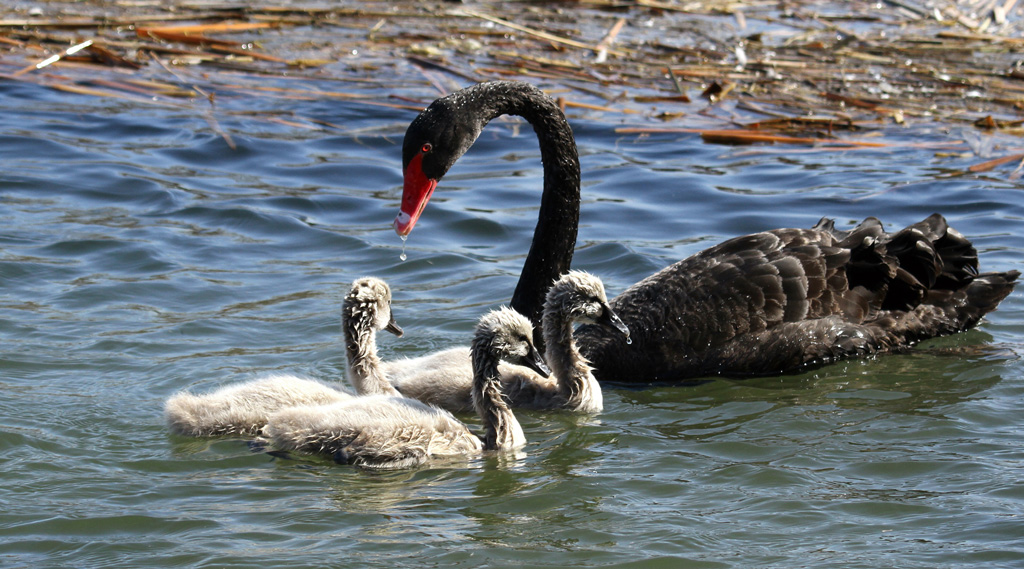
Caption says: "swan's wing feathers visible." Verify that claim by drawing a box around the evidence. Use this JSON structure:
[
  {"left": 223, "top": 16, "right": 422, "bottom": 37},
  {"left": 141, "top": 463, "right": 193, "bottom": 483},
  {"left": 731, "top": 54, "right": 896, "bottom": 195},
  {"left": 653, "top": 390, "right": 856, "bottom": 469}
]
[
  {"left": 606, "top": 231, "right": 852, "bottom": 350},
  {"left": 831, "top": 217, "right": 885, "bottom": 247},
  {"left": 582, "top": 226, "right": 891, "bottom": 381},
  {"left": 883, "top": 225, "right": 944, "bottom": 292},
  {"left": 706, "top": 316, "right": 877, "bottom": 374},
  {"left": 933, "top": 226, "right": 980, "bottom": 289},
  {"left": 706, "top": 236, "right": 851, "bottom": 326},
  {"left": 771, "top": 255, "right": 811, "bottom": 322},
  {"left": 811, "top": 216, "right": 835, "bottom": 234},
  {"left": 848, "top": 213, "right": 983, "bottom": 312}
]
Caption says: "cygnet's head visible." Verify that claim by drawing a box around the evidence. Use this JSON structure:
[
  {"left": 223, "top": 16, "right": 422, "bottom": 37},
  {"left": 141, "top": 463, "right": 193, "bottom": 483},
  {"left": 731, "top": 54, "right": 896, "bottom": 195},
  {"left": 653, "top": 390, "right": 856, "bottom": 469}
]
[
  {"left": 343, "top": 277, "right": 403, "bottom": 338},
  {"left": 474, "top": 307, "right": 550, "bottom": 377},
  {"left": 546, "top": 270, "right": 630, "bottom": 337}
]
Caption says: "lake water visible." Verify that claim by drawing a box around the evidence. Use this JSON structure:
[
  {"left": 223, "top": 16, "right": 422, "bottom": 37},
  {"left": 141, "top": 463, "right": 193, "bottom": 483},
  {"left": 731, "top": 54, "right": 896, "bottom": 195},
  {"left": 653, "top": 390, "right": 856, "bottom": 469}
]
[{"left": 1, "top": 75, "right": 1022, "bottom": 568}]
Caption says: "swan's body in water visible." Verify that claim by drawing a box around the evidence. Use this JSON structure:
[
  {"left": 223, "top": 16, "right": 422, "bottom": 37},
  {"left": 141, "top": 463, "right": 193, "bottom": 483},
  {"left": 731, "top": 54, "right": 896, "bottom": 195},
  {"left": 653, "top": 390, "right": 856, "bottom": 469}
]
[
  {"left": 380, "top": 346, "right": 474, "bottom": 412},
  {"left": 264, "top": 307, "right": 548, "bottom": 469},
  {"left": 393, "top": 80, "right": 1020, "bottom": 384},
  {"left": 164, "top": 278, "right": 403, "bottom": 437},
  {"left": 388, "top": 270, "right": 629, "bottom": 414}
]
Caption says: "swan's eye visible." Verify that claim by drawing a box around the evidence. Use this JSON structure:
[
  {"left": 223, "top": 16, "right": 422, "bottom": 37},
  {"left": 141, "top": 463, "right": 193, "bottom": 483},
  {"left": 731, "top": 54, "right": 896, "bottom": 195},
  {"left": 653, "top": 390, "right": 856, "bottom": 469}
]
[{"left": 421, "top": 143, "right": 433, "bottom": 154}]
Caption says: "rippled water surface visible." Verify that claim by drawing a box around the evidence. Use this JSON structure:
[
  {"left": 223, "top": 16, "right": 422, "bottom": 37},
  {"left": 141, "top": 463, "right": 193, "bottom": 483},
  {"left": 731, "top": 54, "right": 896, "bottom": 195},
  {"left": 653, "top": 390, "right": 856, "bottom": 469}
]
[{"left": 2, "top": 78, "right": 1023, "bottom": 568}]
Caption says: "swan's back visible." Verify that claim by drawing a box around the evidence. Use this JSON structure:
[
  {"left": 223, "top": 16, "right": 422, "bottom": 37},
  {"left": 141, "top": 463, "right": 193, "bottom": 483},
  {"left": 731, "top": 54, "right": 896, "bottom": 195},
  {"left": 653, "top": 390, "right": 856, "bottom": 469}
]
[
  {"left": 165, "top": 374, "right": 352, "bottom": 437},
  {"left": 265, "top": 395, "right": 481, "bottom": 469},
  {"left": 386, "top": 347, "right": 564, "bottom": 413},
  {"left": 265, "top": 307, "right": 538, "bottom": 468},
  {"left": 165, "top": 277, "right": 402, "bottom": 437},
  {"left": 383, "top": 346, "right": 475, "bottom": 412}
]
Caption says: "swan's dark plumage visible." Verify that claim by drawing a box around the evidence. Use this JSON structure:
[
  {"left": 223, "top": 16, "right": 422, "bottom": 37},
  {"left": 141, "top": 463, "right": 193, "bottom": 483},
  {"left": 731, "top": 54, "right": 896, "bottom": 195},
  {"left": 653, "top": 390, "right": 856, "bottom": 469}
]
[
  {"left": 574, "top": 216, "right": 1017, "bottom": 382},
  {"left": 395, "top": 80, "right": 1019, "bottom": 384}
]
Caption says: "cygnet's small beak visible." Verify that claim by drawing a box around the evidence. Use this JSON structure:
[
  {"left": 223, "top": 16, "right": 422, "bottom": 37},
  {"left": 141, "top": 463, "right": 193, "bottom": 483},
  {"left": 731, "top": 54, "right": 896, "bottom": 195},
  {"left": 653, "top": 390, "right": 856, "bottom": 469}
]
[
  {"left": 385, "top": 317, "right": 404, "bottom": 337},
  {"left": 598, "top": 303, "right": 631, "bottom": 339},
  {"left": 524, "top": 344, "right": 551, "bottom": 378}
]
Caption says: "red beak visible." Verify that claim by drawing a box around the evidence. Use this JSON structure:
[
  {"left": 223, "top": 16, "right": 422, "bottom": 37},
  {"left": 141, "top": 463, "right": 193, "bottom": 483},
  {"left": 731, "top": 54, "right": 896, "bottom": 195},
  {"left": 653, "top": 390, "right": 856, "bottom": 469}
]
[{"left": 394, "top": 152, "right": 437, "bottom": 237}]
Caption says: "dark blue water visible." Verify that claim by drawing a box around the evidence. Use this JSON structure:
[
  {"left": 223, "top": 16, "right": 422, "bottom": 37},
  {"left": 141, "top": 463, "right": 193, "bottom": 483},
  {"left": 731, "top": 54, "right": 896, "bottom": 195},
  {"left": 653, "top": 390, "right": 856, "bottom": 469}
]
[{"left": 1, "top": 77, "right": 1022, "bottom": 568}]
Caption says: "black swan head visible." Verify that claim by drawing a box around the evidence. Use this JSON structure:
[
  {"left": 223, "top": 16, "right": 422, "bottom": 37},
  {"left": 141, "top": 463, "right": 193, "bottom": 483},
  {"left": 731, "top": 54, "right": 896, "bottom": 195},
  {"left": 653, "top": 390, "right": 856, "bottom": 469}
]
[{"left": 394, "top": 88, "right": 488, "bottom": 236}]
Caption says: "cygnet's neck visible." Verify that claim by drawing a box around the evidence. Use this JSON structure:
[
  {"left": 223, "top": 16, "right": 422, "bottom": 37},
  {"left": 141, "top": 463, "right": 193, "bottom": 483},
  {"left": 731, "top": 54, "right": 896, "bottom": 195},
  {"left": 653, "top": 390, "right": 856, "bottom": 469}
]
[
  {"left": 543, "top": 307, "right": 602, "bottom": 412},
  {"left": 471, "top": 342, "right": 526, "bottom": 451},
  {"left": 345, "top": 313, "right": 399, "bottom": 396}
]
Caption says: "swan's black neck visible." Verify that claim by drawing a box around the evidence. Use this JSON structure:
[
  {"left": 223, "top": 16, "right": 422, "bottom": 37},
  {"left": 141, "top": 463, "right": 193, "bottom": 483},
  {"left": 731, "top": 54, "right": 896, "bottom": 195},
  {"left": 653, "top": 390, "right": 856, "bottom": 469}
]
[{"left": 461, "top": 82, "right": 581, "bottom": 335}]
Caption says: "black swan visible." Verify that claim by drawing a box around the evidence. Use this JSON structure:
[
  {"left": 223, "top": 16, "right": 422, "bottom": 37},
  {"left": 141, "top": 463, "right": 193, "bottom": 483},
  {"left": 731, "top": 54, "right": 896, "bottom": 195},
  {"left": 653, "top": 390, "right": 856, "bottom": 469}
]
[{"left": 393, "top": 80, "right": 1019, "bottom": 384}]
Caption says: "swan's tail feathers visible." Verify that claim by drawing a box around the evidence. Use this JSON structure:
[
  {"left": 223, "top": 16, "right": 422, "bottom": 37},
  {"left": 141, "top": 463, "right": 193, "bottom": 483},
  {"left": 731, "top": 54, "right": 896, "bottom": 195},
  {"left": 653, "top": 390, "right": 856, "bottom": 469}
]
[
  {"left": 864, "top": 270, "right": 1019, "bottom": 349},
  {"left": 164, "top": 392, "right": 260, "bottom": 438},
  {"left": 954, "top": 270, "right": 1020, "bottom": 330},
  {"left": 880, "top": 214, "right": 1015, "bottom": 330},
  {"left": 164, "top": 392, "right": 202, "bottom": 436},
  {"left": 835, "top": 214, "right": 1003, "bottom": 320}
]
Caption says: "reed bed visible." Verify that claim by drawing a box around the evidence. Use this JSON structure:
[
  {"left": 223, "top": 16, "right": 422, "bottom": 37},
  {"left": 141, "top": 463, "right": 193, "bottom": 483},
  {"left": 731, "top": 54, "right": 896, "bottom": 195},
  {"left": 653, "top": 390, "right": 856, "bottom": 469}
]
[{"left": 2, "top": 0, "right": 1023, "bottom": 172}]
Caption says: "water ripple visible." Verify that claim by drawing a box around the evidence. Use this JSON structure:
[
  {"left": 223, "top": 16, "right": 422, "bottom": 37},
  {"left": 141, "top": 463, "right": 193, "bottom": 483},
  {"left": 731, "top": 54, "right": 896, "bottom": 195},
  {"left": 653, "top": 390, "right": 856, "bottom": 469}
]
[{"left": 0, "top": 81, "right": 1021, "bottom": 568}]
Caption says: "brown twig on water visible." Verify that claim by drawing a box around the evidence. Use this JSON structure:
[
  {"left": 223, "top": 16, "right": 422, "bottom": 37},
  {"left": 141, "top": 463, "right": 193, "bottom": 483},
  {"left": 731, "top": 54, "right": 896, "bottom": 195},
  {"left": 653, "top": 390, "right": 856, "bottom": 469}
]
[
  {"left": 968, "top": 152, "right": 1024, "bottom": 173},
  {"left": 594, "top": 17, "right": 626, "bottom": 63},
  {"left": 460, "top": 9, "right": 627, "bottom": 57}
]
